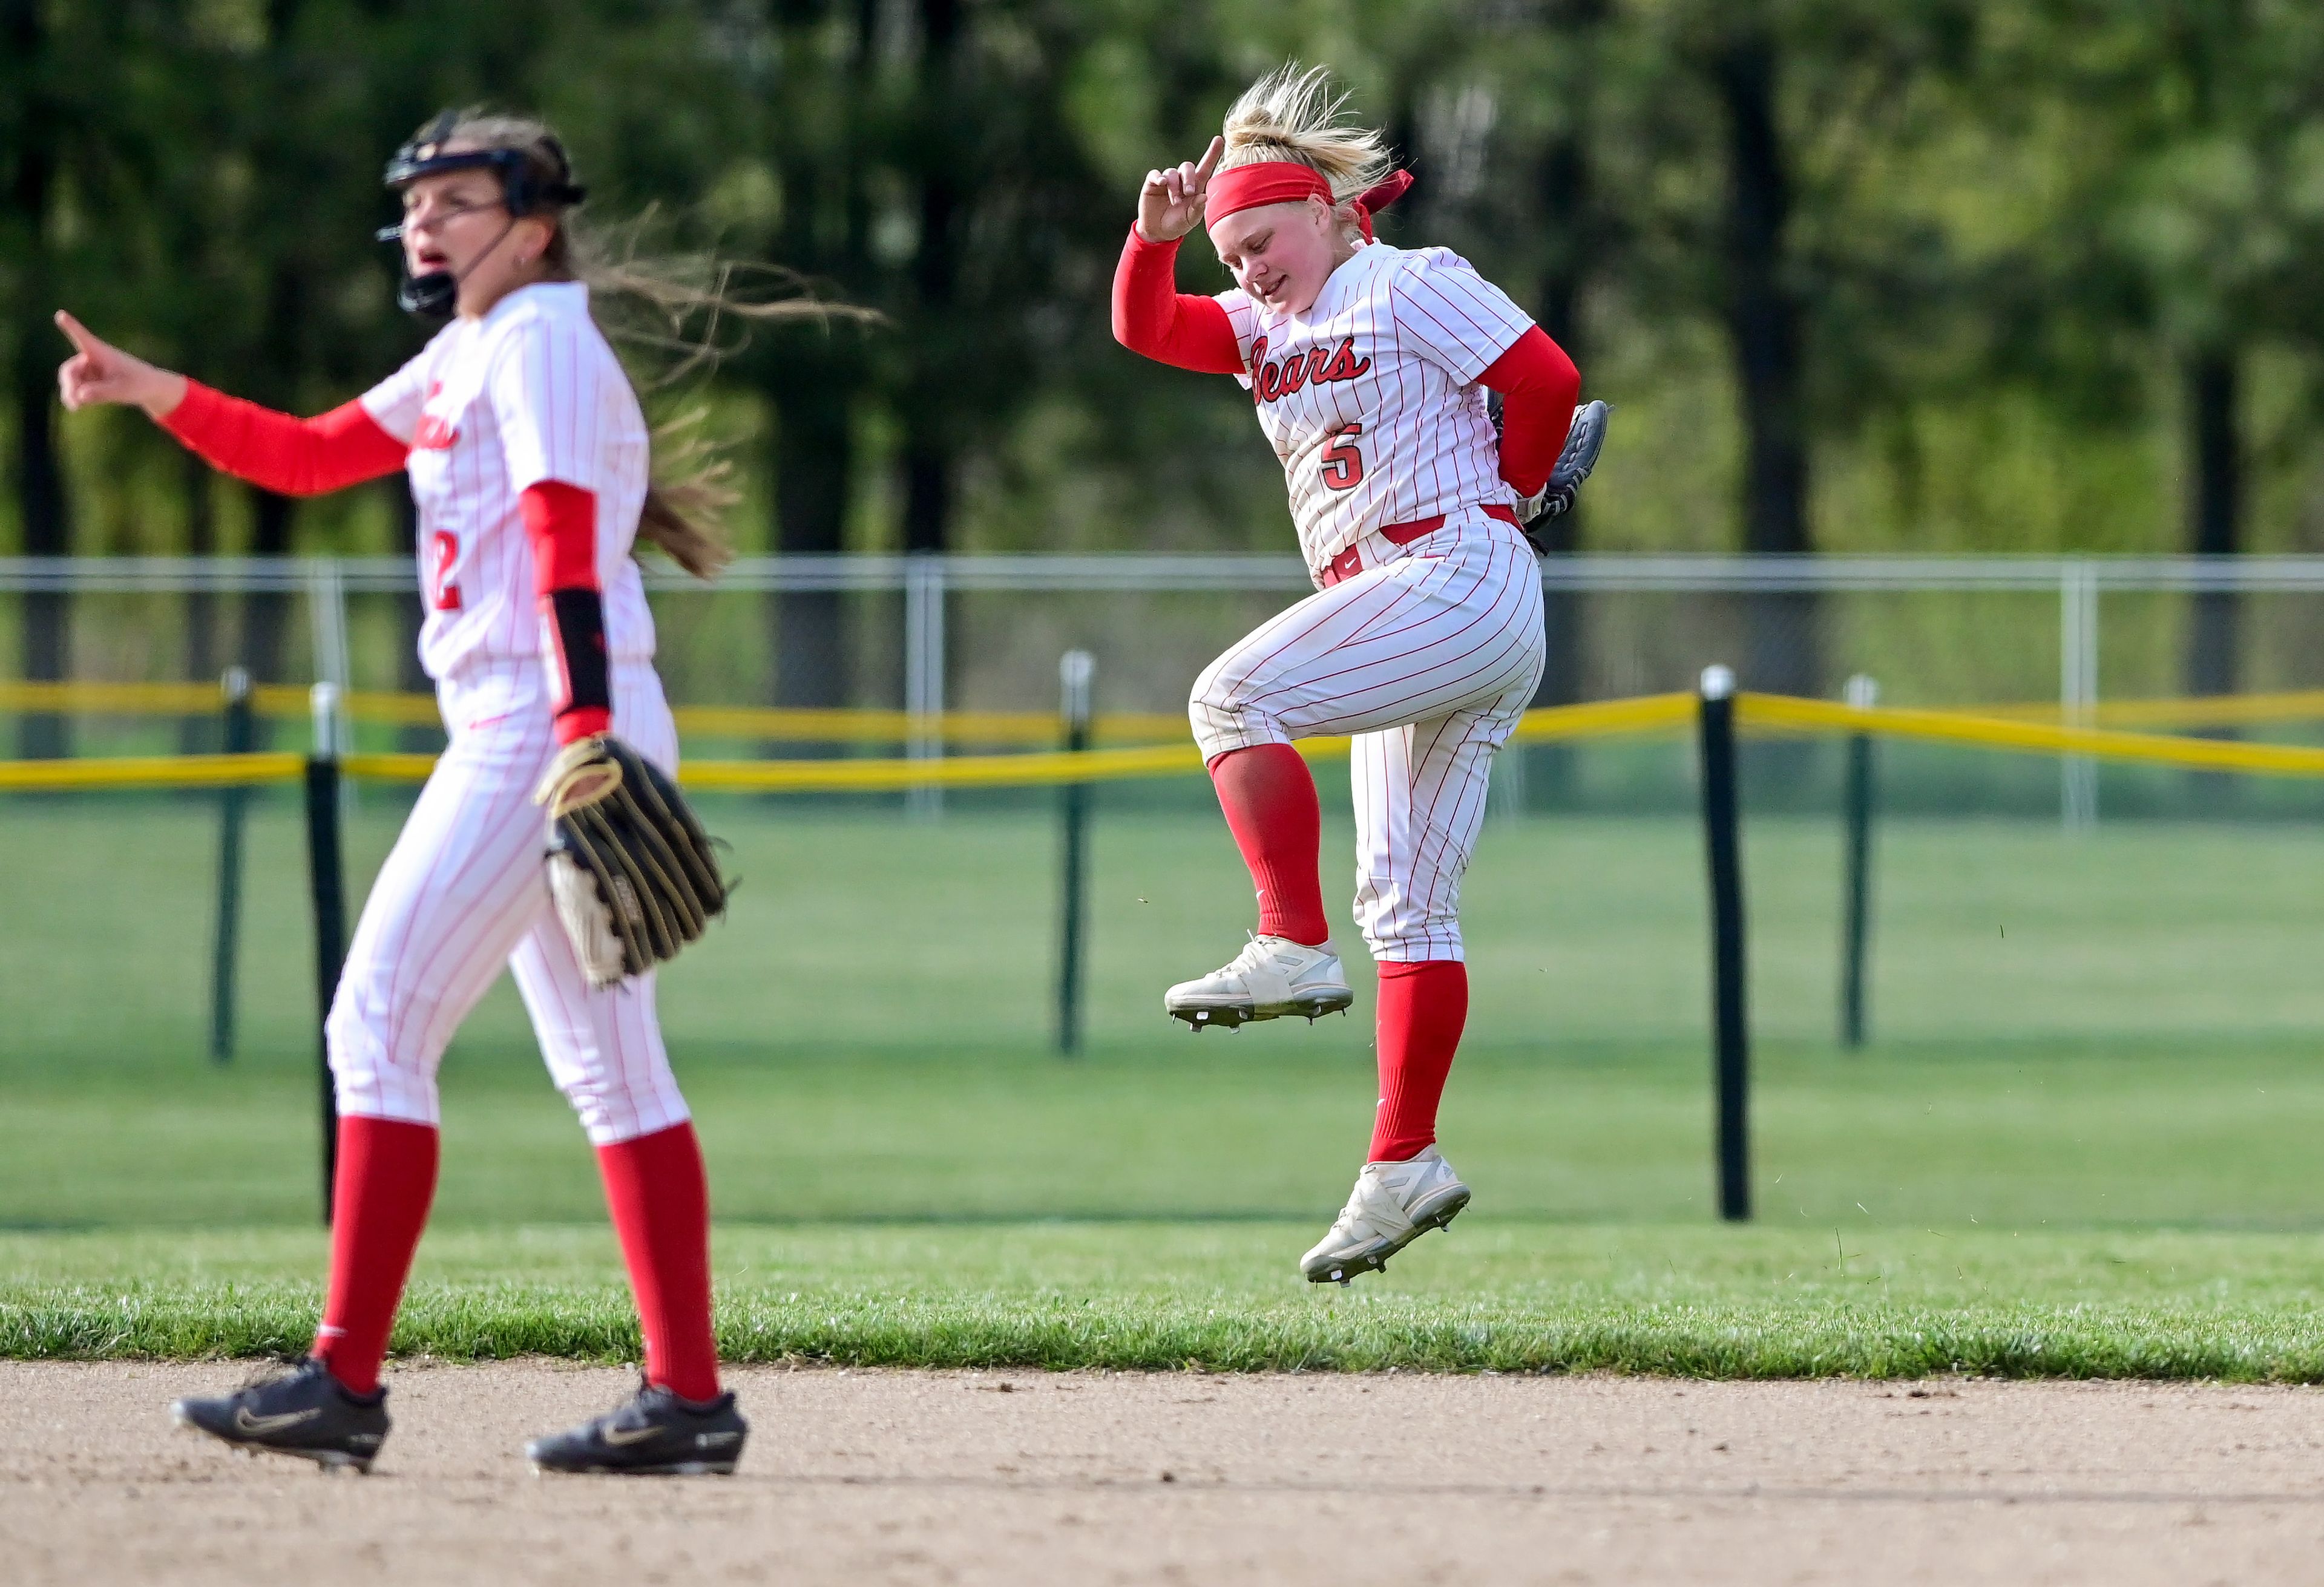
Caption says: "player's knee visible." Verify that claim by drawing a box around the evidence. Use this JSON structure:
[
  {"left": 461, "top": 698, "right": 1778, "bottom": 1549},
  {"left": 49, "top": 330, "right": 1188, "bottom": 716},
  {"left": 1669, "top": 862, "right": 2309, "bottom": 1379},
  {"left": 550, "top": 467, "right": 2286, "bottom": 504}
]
[
  {"left": 1364, "top": 926, "right": 1465, "bottom": 963},
  {"left": 554, "top": 1068, "right": 686, "bottom": 1147},
  {"left": 1356, "top": 894, "right": 1463, "bottom": 962},
  {"left": 554, "top": 1072, "right": 621, "bottom": 1141},
  {"left": 1187, "top": 660, "right": 1233, "bottom": 725},
  {"left": 324, "top": 993, "right": 438, "bottom": 1123},
  {"left": 1189, "top": 663, "right": 1278, "bottom": 759}
]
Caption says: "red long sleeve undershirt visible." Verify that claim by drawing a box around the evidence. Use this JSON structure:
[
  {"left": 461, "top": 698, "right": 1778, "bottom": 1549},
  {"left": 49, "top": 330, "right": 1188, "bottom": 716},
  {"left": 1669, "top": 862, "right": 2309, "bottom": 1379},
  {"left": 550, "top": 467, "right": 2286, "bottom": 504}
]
[
  {"left": 519, "top": 480, "right": 611, "bottom": 744},
  {"left": 1110, "top": 228, "right": 1247, "bottom": 375},
  {"left": 1110, "top": 227, "right": 1581, "bottom": 497},
  {"left": 159, "top": 381, "right": 409, "bottom": 497},
  {"left": 1481, "top": 327, "right": 1581, "bottom": 498}
]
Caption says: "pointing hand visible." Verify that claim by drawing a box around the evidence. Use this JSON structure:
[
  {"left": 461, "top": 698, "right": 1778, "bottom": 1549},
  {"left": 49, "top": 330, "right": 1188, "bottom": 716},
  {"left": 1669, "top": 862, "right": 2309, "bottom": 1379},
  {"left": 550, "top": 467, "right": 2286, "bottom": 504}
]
[
  {"left": 1136, "top": 136, "right": 1226, "bottom": 245},
  {"left": 54, "top": 311, "right": 186, "bottom": 419}
]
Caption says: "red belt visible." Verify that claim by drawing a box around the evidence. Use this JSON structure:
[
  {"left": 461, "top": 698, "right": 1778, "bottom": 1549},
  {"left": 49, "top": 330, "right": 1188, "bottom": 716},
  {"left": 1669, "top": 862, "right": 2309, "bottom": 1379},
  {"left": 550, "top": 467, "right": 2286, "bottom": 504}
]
[{"left": 1318, "top": 503, "right": 1520, "bottom": 587}]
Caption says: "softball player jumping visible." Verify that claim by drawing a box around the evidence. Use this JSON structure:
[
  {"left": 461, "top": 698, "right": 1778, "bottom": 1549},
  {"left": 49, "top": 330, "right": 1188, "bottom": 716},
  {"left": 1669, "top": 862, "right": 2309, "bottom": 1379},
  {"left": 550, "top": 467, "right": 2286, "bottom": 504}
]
[
  {"left": 1113, "top": 67, "right": 1601, "bottom": 1284},
  {"left": 55, "top": 111, "right": 787, "bottom": 1474}
]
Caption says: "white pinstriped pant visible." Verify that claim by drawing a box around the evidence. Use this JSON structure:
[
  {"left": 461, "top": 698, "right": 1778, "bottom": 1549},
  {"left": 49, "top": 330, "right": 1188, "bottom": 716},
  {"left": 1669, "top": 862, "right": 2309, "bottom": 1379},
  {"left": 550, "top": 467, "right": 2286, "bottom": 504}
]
[
  {"left": 1190, "top": 507, "right": 1545, "bottom": 962},
  {"left": 326, "top": 657, "right": 690, "bottom": 1145}
]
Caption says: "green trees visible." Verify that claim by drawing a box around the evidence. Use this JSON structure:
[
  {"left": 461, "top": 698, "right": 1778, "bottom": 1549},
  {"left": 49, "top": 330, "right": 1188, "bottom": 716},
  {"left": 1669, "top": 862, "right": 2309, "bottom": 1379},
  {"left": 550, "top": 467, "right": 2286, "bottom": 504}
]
[
  {"left": 2012, "top": 1, "right": 2324, "bottom": 692},
  {"left": 10, "top": 0, "right": 2324, "bottom": 699}
]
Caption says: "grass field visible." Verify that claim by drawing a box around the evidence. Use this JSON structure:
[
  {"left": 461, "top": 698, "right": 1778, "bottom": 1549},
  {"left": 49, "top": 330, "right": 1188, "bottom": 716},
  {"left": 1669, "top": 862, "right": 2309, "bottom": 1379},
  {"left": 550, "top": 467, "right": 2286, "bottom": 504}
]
[{"left": 7, "top": 792, "right": 2324, "bottom": 1378}]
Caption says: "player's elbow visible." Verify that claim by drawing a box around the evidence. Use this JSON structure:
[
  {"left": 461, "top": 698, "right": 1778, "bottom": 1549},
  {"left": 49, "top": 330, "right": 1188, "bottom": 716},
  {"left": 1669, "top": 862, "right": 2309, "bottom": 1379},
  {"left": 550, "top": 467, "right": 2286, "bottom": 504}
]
[
  {"left": 1522, "top": 326, "right": 1580, "bottom": 408},
  {"left": 1110, "top": 303, "right": 1147, "bottom": 356},
  {"left": 1550, "top": 346, "right": 1581, "bottom": 413}
]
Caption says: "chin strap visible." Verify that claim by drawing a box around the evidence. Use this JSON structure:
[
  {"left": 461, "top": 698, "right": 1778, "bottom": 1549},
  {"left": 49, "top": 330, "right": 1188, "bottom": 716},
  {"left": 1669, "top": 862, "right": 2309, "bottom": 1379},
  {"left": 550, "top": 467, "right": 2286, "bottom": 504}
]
[{"left": 378, "top": 214, "right": 520, "bottom": 321}]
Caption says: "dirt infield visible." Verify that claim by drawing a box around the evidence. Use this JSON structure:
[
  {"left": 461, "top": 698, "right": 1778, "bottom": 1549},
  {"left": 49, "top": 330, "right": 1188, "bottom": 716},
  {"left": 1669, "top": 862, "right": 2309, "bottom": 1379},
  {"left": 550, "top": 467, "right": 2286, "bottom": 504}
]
[{"left": 4, "top": 1363, "right": 2322, "bottom": 1585}]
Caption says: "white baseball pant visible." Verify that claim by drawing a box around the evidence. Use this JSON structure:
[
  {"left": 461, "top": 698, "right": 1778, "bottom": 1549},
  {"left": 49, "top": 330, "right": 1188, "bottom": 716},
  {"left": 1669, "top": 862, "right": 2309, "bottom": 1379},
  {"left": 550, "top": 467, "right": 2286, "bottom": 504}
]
[
  {"left": 1190, "top": 506, "right": 1546, "bottom": 962},
  {"left": 325, "top": 656, "right": 691, "bottom": 1145}
]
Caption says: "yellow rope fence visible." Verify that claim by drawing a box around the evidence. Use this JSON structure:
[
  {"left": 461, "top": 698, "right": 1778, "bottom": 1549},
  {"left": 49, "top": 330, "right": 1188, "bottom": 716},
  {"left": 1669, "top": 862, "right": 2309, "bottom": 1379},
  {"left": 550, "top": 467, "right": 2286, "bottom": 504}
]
[
  {"left": 0, "top": 679, "right": 1188, "bottom": 745},
  {"left": 16, "top": 676, "right": 2324, "bottom": 743},
  {"left": 0, "top": 751, "right": 307, "bottom": 793},
  {"left": 9, "top": 687, "right": 2324, "bottom": 795},
  {"left": 1738, "top": 695, "right": 2324, "bottom": 779},
  {"left": 0, "top": 695, "right": 1691, "bottom": 794}
]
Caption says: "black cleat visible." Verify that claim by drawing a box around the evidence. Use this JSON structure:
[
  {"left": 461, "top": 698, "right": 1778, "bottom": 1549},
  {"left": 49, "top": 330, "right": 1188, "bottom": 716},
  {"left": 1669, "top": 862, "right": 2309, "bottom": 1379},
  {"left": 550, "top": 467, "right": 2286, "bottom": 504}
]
[
  {"left": 527, "top": 1382, "right": 748, "bottom": 1476},
  {"left": 171, "top": 1357, "right": 389, "bottom": 1472}
]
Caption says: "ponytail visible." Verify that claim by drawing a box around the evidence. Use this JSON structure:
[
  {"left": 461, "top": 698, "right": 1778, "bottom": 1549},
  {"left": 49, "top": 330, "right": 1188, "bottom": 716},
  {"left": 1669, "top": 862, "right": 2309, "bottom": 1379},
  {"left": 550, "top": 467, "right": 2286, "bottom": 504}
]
[{"left": 421, "top": 110, "right": 878, "bottom": 580}]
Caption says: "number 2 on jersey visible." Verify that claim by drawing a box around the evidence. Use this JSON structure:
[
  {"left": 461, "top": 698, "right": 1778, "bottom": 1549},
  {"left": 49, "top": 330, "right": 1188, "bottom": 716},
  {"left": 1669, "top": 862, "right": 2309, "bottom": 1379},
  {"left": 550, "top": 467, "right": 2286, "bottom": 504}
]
[
  {"left": 1321, "top": 424, "right": 1365, "bottom": 492},
  {"left": 425, "top": 530, "right": 462, "bottom": 612}
]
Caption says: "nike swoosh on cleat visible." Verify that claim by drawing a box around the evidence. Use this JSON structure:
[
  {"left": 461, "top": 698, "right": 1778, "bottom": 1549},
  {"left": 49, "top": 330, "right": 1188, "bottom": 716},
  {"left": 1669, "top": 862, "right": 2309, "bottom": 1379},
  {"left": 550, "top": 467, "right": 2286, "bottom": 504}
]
[
  {"left": 600, "top": 1423, "right": 666, "bottom": 1447},
  {"left": 233, "top": 1407, "right": 322, "bottom": 1435}
]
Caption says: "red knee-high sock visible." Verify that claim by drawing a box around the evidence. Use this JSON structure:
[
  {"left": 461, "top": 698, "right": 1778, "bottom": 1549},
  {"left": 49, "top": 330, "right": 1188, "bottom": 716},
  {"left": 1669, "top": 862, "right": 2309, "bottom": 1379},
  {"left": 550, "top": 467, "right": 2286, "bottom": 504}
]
[
  {"left": 596, "top": 1122, "right": 721, "bottom": 1402},
  {"left": 1370, "top": 961, "right": 1469, "bottom": 1162},
  {"left": 1208, "top": 743, "right": 1330, "bottom": 946},
  {"left": 312, "top": 1116, "right": 439, "bottom": 1396}
]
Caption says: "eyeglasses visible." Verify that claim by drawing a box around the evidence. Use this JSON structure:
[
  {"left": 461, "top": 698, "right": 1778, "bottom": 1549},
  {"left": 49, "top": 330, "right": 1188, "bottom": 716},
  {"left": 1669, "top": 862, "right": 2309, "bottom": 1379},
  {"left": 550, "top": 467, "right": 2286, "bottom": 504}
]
[{"left": 401, "top": 193, "right": 508, "bottom": 224}]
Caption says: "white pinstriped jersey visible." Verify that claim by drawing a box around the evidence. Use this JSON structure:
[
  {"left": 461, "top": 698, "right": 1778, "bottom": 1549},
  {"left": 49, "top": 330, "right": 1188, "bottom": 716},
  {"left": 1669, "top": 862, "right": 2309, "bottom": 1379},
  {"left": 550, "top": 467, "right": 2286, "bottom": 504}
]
[
  {"left": 360, "top": 281, "right": 656, "bottom": 679},
  {"left": 1217, "top": 243, "right": 1534, "bottom": 572}
]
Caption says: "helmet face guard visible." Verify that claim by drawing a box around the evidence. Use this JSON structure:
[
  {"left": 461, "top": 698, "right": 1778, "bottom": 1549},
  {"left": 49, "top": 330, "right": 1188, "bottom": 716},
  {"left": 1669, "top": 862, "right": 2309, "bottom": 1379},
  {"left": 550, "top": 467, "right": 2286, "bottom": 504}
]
[{"left": 375, "top": 110, "right": 587, "bottom": 319}]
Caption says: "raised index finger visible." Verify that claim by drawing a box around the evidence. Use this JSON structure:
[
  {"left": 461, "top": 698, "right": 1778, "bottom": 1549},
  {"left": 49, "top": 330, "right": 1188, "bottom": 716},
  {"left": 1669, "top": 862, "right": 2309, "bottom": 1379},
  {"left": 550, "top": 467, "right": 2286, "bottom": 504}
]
[
  {"left": 1192, "top": 136, "right": 1226, "bottom": 185},
  {"left": 53, "top": 311, "right": 102, "bottom": 358}
]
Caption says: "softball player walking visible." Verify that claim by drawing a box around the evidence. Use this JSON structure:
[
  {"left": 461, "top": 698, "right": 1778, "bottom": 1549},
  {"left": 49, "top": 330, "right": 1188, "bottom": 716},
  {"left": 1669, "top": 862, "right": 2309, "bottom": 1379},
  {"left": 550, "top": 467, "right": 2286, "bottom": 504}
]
[
  {"left": 54, "top": 111, "right": 795, "bottom": 1474},
  {"left": 1113, "top": 67, "right": 1598, "bottom": 1283}
]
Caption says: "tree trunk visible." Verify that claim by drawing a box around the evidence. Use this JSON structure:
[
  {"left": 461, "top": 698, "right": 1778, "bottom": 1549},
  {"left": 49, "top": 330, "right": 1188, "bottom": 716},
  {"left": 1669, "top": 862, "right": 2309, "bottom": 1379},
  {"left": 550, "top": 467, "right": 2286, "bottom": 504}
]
[
  {"left": 240, "top": 486, "right": 295, "bottom": 706},
  {"left": 900, "top": 0, "right": 961, "bottom": 558},
  {"left": 8, "top": 0, "right": 70, "bottom": 756},
  {"left": 901, "top": 443, "right": 951, "bottom": 557},
  {"left": 2182, "top": 348, "right": 2241, "bottom": 812},
  {"left": 1712, "top": 31, "right": 1819, "bottom": 703},
  {"left": 762, "top": 0, "right": 875, "bottom": 715},
  {"left": 2183, "top": 348, "right": 2239, "bottom": 697},
  {"left": 13, "top": 336, "right": 70, "bottom": 759},
  {"left": 773, "top": 380, "right": 855, "bottom": 707},
  {"left": 238, "top": 261, "right": 304, "bottom": 714}
]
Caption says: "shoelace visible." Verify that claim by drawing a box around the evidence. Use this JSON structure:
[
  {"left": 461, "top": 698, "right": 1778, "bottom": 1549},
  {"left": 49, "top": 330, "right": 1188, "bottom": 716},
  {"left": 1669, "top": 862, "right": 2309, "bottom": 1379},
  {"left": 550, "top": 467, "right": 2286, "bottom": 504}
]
[
  {"left": 1331, "top": 1165, "right": 1440, "bottom": 1240},
  {"left": 234, "top": 1353, "right": 320, "bottom": 1394},
  {"left": 1223, "top": 932, "right": 1277, "bottom": 975},
  {"left": 584, "top": 1379, "right": 671, "bottom": 1441},
  {"left": 1329, "top": 1179, "right": 1383, "bottom": 1238},
  {"left": 1224, "top": 932, "right": 1328, "bottom": 981}
]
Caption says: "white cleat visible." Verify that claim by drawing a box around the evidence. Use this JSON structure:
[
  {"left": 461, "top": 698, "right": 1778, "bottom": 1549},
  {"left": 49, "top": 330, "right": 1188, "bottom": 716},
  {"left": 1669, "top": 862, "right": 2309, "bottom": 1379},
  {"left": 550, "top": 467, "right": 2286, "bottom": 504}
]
[
  {"left": 1300, "top": 1146, "right": 1472, "bottom": 1284},
  {"left": 1164, "top": 935, "right": 1353, "bottom": 1030}
]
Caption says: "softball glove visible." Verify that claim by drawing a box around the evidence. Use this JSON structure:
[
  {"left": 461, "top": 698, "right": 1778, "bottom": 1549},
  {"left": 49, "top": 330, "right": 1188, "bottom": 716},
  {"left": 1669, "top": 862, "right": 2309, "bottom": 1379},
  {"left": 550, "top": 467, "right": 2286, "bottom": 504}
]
[
  {"left": 1514, "top": 398, "right": 1610, "bottom": 540},
  {"left": 535, "top": 735, "right": 728, "bottom": 988}
]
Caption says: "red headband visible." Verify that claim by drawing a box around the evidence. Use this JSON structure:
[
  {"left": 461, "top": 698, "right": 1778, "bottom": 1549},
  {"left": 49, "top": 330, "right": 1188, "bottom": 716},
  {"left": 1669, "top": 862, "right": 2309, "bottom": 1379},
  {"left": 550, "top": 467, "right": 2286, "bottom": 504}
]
[{"left": 1206, "top": 162, "right": 1415, "bottom": 243}]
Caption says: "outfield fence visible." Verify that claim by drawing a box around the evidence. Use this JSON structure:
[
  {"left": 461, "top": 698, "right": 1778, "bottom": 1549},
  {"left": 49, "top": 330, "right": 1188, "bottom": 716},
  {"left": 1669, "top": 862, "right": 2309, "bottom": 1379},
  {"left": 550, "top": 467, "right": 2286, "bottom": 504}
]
[
  {"left": 16, "top": 552, "right": 2324, "bottom": 823},
  {"left": 10, "top": 669, "right": 2324, "bottom": 1225},
  {"left": 15, "top": 552, "right": 2324, "bottom": 1227}
]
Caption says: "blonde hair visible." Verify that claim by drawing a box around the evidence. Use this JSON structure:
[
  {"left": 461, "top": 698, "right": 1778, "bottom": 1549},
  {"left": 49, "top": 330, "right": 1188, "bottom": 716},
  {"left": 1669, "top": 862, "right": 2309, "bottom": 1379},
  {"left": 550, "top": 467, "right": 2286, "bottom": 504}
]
[
  {"left": 1218, "top": 64, "right": 1393, "bottom": 237},
  {"left": 433, "top": 110, "right": 876, "bottom": 580}
]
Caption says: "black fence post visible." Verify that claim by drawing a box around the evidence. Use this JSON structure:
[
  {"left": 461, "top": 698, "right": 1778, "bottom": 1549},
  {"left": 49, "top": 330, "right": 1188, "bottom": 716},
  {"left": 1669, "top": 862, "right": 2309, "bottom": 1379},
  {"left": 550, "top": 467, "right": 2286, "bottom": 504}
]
[
  {"left": 1839, "top": 673, "right": 1878, "bottom": 1052},
  {"left": 1056, "top": 650, "right": 1095, "bottom": 1057},
  {"left": 209, "top": 666, "right": 254, "bottom": 1064},
  {"left": 303, "top": 684, "right": 347, "bottom": 1225},
  {"left": 1698, "top": 665, "right": 1751, "bottom": 1222}
]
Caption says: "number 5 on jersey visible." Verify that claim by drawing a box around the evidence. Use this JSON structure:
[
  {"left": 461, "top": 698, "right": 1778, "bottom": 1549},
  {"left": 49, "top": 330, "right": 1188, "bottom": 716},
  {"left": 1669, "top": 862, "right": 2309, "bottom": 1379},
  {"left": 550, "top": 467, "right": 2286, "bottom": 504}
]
[
  {"left": 425, "top": 529, "right": 462, "bottom": 611},
  {"left": 1321, "top": 424, "right": 1365, "bottom": 492}
]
